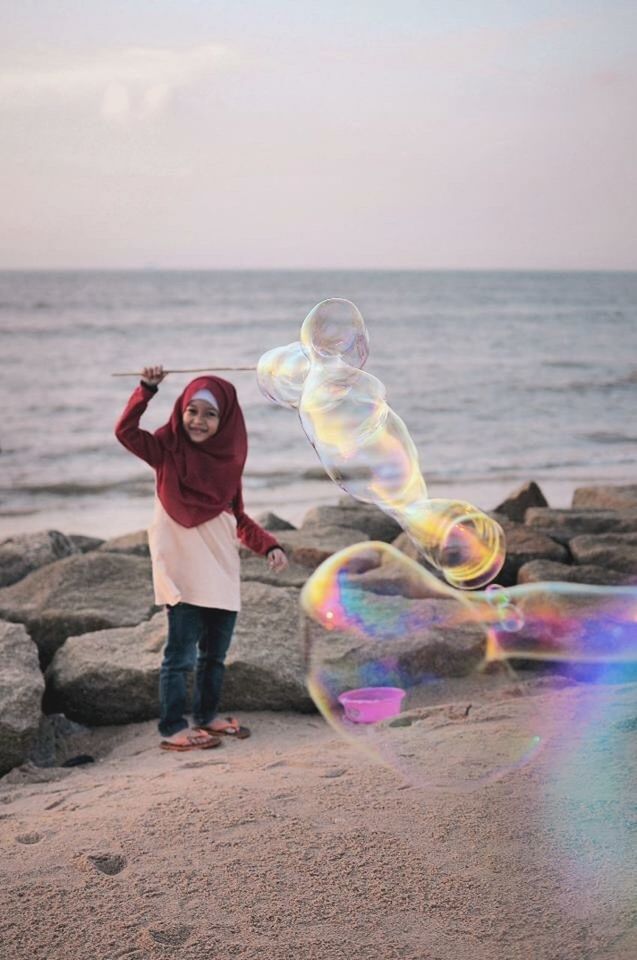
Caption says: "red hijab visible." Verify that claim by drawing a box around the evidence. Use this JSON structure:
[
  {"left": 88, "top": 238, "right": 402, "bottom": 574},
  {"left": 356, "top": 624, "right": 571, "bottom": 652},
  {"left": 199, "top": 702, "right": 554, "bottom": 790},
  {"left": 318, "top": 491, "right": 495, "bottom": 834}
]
[{"left": 154, "top": 376, "right": 248, "bottom": 528}]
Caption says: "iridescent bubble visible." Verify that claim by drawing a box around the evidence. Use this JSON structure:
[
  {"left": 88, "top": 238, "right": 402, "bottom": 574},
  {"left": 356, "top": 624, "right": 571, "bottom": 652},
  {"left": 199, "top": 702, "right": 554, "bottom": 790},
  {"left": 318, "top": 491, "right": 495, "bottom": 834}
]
[
  {"left": 257, "top": 299, "right": 505, "bottom": 588},
  {"left": 300, "top": 298, "right": 369, "bottom": 368},
  {"left": 256, "top": 341, "right": 310, "bottom": 410},
  {"left": 301, "top": 540, "right": 637, "bottom": 791}
]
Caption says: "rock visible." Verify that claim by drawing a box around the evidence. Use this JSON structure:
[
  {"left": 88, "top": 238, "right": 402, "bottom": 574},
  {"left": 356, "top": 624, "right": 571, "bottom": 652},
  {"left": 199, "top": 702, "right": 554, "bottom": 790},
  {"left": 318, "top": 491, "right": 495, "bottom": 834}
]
[
  {"left": 306, "top": 596, "right": 486, "bottom": 697},
  {"left": 491, "top": 517, "right": 569, "bottom": 586},
  {"left": 99, "top": 530, "right": 149, "bottom": 557},
  {"left": 45, "top": 613, "right": 168, "bottom": 725},
  {"left": 347, "top": 561, "right": 449, "bottom": 600},
  {"left": 220, "top": 582, "right": 314, "bottom": 711},
  {"left": 494, "top": 481, "right": 548, "bottom": 522},
  {"left": 572, "top": 484, "right": 637, "bottom": 511},
  {"left": 569, "top": 534, "right": 637, "bottom": 575},
  {"left": 244, "top": 526, "right": 370, "bottom": 570},
  {"left": 0, "top": 552, "right": 156, "bottom": 667},
  {"left": 0, "top": 620, "right": 45, "bottom": 776},
  {"left": 68, "top": 535, "right": 104, "bottom": 553},
  {"left": 525, "top": 508, "right": 637, "bottom": 544},
  {"left": 28, "top": 713, "right": 92, "bottom": 768},
  {"left": 517, "top": 560, "right": 634, "bottom": 586},
  {"left": 240, "top": 556, "right": 309, "bottom": 588},
  {"left": 0, "top": 530, "right": 78, "bottom": 588},
  {"left": 255, "top": 512, "right": 297, "bottom": 532},
  {"left": 303, "top": 501, "right": 402, "bottom": 542}
]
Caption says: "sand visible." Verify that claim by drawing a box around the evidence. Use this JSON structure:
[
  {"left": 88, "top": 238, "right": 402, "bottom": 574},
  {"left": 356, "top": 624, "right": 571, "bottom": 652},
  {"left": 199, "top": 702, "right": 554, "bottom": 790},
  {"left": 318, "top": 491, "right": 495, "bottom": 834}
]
[{"left": 1, "top": 678, "right": 636, "bottom": 960}]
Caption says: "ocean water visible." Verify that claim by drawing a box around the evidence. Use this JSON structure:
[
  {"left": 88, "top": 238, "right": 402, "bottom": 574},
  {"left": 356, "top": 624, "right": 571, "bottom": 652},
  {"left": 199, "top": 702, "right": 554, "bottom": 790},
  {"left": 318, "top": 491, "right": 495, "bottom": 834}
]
[{"left": 1, "top": 270, "right": 636, "bottom": 539}]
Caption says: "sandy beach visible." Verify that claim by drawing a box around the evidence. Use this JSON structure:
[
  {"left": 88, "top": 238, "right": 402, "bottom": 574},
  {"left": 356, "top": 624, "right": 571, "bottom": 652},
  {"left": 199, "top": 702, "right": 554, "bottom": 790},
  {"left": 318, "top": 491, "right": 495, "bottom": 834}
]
[{"left": 1, "top": 678, "right": 636, "bottom": 960}]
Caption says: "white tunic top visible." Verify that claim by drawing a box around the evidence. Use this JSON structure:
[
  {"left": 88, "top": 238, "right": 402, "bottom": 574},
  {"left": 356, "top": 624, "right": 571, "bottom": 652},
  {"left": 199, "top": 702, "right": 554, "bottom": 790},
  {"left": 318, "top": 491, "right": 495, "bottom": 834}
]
[{"left": 148, "top": 497, "right": 241, "bottom": 610}]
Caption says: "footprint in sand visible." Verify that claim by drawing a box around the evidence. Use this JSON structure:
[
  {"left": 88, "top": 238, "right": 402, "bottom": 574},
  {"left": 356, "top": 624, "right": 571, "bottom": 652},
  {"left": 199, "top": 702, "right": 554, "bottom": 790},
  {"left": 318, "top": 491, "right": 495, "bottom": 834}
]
[
  {"left": 140, "top": 924, "right": 192, "bottom": 948},
  {"left": 85, "top": 853, "right": 127, "bottom": 876},
  {"left": 16, "top": 832, "right": 43, "bottom": 844}
]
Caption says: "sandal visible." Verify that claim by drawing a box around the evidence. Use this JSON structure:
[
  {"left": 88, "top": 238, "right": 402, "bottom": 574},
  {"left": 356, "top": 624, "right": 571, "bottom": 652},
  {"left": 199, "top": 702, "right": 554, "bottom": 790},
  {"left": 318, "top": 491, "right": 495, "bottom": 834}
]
[
  {"left": 193, "top": 716, "right": 251, "bottom": 739},
  {"left": 160, "top": 730, "right": 222, "bottom": 752}
]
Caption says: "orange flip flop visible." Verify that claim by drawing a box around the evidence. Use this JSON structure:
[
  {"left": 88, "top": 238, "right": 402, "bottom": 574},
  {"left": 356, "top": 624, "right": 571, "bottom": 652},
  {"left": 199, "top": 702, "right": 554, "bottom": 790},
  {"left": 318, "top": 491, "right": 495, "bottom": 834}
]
[
  {"left": 160, "top": 731, "right": 222, "bottom": 752},
  {"left": 194, "top": 717, "right": 251, "bottom": 739}
]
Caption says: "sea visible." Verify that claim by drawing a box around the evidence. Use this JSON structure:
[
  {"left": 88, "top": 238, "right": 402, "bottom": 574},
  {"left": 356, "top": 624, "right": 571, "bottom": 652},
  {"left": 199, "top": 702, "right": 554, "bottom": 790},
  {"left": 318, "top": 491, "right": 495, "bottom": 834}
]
[{"left": 1, "top": 270, "right": 636, "bottom": 540}]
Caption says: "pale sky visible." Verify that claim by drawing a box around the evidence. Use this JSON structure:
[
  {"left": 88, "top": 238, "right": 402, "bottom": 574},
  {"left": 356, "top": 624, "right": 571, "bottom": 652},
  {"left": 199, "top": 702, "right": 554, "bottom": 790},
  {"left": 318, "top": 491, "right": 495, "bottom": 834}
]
[{"left": 1, "top": 1, "right": 635, "bottom": 269}]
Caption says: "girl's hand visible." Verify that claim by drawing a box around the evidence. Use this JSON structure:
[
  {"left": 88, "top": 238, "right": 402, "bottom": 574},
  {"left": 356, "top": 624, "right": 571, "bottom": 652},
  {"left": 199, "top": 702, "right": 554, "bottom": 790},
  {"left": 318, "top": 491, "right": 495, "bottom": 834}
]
[
  {"left": 267, "top": 548, "right": 288, "bottom": 573},
  {"left": 141, "top": 365, "right": 166, "bottom": 387}
]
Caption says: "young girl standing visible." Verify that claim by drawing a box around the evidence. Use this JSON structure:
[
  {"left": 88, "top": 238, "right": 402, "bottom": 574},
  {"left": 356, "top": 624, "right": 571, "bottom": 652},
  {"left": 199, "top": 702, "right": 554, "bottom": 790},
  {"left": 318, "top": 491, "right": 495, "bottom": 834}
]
[{"left": 115, "top": 366, "right": 288, "bottom": 752}]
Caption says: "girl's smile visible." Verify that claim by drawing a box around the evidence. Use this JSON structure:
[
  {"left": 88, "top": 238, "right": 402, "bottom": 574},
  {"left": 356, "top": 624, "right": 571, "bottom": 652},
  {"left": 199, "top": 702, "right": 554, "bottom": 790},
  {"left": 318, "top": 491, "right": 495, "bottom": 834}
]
[{"left": 182, "top": 400, "right": 220, "bottom": 442}]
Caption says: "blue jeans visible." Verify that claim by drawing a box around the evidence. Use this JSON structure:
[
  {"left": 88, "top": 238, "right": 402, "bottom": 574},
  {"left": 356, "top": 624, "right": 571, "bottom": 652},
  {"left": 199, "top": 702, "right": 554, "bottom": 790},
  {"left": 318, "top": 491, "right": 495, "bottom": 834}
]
[{"left": 159, "top": 603, "right": 238, "bottom": 737}]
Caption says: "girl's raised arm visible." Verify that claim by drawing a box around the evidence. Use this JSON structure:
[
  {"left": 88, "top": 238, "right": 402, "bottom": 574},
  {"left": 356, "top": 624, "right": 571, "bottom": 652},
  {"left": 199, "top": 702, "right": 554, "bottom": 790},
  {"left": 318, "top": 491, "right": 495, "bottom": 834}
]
[{"left": 114, "top": 366, "right": 166, "bottom": 467}]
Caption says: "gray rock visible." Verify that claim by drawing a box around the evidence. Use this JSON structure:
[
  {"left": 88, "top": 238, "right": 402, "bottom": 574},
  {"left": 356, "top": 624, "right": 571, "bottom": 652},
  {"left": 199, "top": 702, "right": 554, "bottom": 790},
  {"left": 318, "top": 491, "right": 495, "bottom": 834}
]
[
  {"left": 244, "top": 526, "right": 370, "bottom": 570},
  {"left": 0, "top": 552, "right": 156, "bottom": 667},
  {"left": 494, "top": 481, "right": 548, "bottom": 522},
  {"left": 222, "top": 582, "right": 314, "bottom": 711},
  {"left": 98, "top": 529, "right": 149, "bottom": 557},
  {"left": 304, "top": 501, "right": 403, "bottom": 542},
  {"left": 0, "top": 530, "right": 78, "bottom": 588},
  {"left": 28, "top": 713, "right": 92, "bottom": 768},
  {"left": 0, "top": 620, "right": 45, "bottom": 776},
  {"left": 305, "top": 596, "right": 486, "bottom": 700},
  {"left": 240, "top": 556, "right": 309, "bottom": 589},
  {"left": 517, "top": 560, "right": 634, "bottom": 586},
  {"left": 572, "top": 484, "right": 637, "bottom": 511},
  {"left": 569, "top": 534, "right": 637, "bottom": 575},
  {"left": 68, "top": 535, "right": 104, "bottom": 554},
  {"left": 491, "top": 516, "right": 569, "bottom": 586},
  {"left": 255, "top": 512, "right": 297, "bottom": 532},
  {"left": 525, "top": 508, "right": 637, "bottom": 544},
  {"left": 46, "top": 613, "right": 168, "bottom": 725}
]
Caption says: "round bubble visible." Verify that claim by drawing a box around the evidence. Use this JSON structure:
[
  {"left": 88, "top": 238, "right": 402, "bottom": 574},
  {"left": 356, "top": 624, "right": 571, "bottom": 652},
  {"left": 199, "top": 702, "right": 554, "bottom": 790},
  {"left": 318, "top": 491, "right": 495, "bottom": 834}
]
[
  {"left": 301, "top": 540, "right": 637, "bottom": 791},
  {"left": 300, "top": 298, "right": 369, "bottom": 368},
  {"left": 256, "top": 341, "right": 310, "bottom": 409}
]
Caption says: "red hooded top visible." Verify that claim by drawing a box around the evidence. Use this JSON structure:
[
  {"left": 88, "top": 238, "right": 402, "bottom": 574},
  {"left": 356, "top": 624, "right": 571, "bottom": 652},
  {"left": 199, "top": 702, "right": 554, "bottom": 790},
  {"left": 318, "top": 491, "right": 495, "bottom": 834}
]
[{"left": 115, "top": 378, "right": 280, "bottom": 557}]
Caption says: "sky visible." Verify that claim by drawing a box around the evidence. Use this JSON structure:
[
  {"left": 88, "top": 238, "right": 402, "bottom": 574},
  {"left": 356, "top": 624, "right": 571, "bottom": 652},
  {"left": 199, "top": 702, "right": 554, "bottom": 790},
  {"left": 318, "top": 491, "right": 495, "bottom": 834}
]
[{"left": 1, "top": 1, "right": 635, "bottom": 270}]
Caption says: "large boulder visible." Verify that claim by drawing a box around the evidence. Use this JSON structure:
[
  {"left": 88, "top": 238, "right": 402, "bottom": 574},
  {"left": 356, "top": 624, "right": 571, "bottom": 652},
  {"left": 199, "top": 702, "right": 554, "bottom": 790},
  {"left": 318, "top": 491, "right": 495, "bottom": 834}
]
[
  {"left": 246, "top": 525, "right": 370, "bottom": 570},
  {"left": 255, "top": 512, "right": 297, "bottom": 532},
  {"left": 221, "top": 582, "right": 314, "bottom": 711},
  {"left": 494, "top": 481, "right": 548, "bottom": 523},
  {"left": 0, "top": 552, "right": 156, "bottom": 667},
  {"left": 0, "top": 530, "right": 78, "bottom": 588},
  {"left": 525, "top": 508, "right": 637, "bottom": 544},
  {"left": 240, "top": 555, "right": 310, "bottom": 589},
  {"left": 572, "top": 485, "right": 637, "bottom": 511},
  {"left": 98, "top": 530, "right": 149, "bottom": 557},
  {"left": 569, "top": 534, "right": 637, "bottom": 576},
  {"left": 0, "top": 620, "right": 45, "bottom": 775},
  {"left": 45, "top": 613, "right": 167, "bottom": 725},
  {"left": 517, "top": 560, "right": 634, "bottom": 586},
  {"left": 303, "top": 500, "right": 403, "bottom": 542},
  {"left": 491, "top": 517, "right": 569, "bottom": 586}
]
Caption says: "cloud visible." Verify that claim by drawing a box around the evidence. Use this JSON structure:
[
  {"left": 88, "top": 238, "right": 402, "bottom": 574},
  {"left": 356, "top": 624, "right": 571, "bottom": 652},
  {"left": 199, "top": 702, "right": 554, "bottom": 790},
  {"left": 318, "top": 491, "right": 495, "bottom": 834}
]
[{"left": 0, "top": 44, "right": 237, "bottom": 120}]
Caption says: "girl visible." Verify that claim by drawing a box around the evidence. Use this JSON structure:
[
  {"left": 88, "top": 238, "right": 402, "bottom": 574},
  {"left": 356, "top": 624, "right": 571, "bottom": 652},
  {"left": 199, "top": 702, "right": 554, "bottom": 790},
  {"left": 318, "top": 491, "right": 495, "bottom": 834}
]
[{"left": 115, "top": 365, "right": 288, "bottom": 752}]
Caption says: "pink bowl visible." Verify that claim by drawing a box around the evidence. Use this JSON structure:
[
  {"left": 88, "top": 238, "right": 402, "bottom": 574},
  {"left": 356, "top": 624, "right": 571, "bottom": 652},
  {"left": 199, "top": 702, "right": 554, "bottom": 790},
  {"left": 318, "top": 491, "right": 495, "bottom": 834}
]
[{"left": 337, "top": 686, "right": 406, "bottom": 724}]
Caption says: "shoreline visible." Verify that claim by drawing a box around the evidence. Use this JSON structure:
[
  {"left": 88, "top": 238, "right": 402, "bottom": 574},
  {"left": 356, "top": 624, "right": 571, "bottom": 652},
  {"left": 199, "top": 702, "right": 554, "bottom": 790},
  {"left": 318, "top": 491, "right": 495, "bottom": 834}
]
[{"left": 2, "top": 472, "right": 636, "bottom": 540}]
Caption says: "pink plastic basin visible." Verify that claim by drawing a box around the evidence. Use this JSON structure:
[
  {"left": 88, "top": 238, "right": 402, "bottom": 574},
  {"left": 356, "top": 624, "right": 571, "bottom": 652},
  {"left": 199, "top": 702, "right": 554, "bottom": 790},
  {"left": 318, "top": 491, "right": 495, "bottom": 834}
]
[{"left": 337, "top": 686, "right": 406, "bottom": 724}]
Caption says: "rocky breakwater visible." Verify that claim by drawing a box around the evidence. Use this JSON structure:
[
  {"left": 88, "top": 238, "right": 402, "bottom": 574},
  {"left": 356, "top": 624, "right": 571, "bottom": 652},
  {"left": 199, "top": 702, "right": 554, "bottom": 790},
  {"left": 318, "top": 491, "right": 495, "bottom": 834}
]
[{"left": 0, "top": 483, "right": 636, "bottom": 776}]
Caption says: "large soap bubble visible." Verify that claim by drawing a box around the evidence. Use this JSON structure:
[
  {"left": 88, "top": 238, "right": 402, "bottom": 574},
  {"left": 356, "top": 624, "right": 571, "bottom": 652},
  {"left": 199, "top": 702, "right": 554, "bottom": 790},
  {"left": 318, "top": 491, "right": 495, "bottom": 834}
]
[
  {"left": 257, "top": 298, "right": 504, "bottom": 589},
  {"left": 301, "top": 540, "right": 637, "bottom": 791}
]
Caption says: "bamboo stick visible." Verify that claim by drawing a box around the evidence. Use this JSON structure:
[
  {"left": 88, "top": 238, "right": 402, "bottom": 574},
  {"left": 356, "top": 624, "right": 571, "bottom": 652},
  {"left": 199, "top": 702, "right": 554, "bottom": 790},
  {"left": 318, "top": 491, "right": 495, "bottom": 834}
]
[{"left": 112, "top": 366, "right": 256, "bottom": 377}]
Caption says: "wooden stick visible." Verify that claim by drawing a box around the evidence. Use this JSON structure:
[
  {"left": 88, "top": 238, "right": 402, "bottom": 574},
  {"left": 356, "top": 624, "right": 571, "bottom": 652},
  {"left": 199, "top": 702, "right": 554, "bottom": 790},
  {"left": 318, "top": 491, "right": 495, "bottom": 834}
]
[{"left": 111, "top": 366, "right": 256, "bottom": 377}]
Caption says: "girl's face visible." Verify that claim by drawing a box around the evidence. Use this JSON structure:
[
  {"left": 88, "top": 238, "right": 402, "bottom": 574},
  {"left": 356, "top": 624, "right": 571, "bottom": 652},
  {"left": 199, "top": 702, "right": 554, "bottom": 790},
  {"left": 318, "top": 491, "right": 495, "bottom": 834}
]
[{"left": 182, "top": 399, "right": 220, "bottom": 443}]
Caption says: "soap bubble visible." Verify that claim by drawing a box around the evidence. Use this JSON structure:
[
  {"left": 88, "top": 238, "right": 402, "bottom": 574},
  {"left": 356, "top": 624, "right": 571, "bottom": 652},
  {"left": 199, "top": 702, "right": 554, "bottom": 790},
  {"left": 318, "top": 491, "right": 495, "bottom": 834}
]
[
  {"left": 300, "top": 298, "right": 369, "bottom": 368},
  {"left": 256, "top": 341, "right": 310, "bottom": 410},
  {"left": 301, "top": 541, "right": 637, "bottom": 791},
  {"left": 257, "top": 298, "right": 505, "bottom": 588}
]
